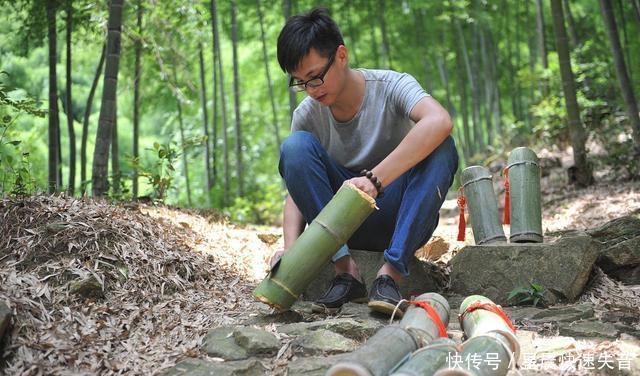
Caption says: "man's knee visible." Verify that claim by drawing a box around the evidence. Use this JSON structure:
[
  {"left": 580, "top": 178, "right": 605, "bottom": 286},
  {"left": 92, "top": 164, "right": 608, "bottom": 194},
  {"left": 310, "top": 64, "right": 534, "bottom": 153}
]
[
  {"left": 280, "top": 131, "right": 319, "bottom": 160},
  {"left": 279, "top": 131, "right": 320, "bottom": 175}
]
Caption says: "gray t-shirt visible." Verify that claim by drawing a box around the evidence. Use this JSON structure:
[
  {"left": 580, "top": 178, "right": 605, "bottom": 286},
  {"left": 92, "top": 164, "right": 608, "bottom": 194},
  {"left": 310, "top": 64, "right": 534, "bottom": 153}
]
[{"left": 291, "top": 68, "right": 429, "bottom": 171}]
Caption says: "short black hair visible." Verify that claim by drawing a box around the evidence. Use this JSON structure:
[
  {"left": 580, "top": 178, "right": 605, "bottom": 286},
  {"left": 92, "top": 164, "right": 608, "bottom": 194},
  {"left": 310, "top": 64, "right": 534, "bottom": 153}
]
[{"left": 277, "top": 8, "right": 344, "bottom": 74}]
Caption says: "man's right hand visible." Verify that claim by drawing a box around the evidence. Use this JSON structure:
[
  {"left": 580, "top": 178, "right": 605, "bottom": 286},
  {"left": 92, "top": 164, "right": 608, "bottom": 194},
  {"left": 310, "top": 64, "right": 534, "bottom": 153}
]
[{"left": 269, "top": 249, "right": 286, "bottom": 270}]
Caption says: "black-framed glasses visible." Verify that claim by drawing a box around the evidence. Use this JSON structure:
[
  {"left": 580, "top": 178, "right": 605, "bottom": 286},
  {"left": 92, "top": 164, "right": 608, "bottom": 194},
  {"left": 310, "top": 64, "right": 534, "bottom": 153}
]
[{"left": 288, "top": 52, "right": 336, "bottom": 92}]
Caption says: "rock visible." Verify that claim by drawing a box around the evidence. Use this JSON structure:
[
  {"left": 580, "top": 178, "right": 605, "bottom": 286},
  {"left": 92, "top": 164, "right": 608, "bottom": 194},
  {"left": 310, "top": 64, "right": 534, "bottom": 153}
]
[
  {"left": 559, "top": 319, "right": 619, "bottom": 339},
  {"left": 241, "top": 310, "right": 304, "bottom": 326},
  {"left": 529, "top": 304, "right": 595, "bottom": 323},
  {"left": 277, "top": 318, "right": 383, "bottom": 341},
  {"left": 69, "top": 276, "right": 103, "bottom": 299},
  {"left": 161, "top": 358, "right": 266, "bottom": 376},
  {"left": 449, "top": 234, "right": 600, "bottom": 305},
  {"left": 287, "top": 354, "right": 349, "bottom": 376},
  {"left": 0, "top": 301, "right": 11, "bottom": 353},
  {"left": 504, "top": 306, "right": 544, "bottom": 323},
  {"left": 233, "top": 327, "right": 280, "bottom": 356},
  {"left": 293, "top": 329, "right": 358, "bottom": 355},
  {"left": 303, "top": 249, "right": 446, "bottom": 301},
  {"left": 202, "top": 326, "right": 247, "bottom": 360},
  {"left": 588, "top": 216, "right": 640, "bottom": 282}
]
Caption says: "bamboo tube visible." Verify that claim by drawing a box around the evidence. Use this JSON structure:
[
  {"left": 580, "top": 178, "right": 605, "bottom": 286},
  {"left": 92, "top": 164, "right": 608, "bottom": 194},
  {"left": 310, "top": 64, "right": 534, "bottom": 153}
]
[
  {"left": 433, "top": 295, "right": 520, "bottom": 376},
  {"left": 389, "top": 338, "right": 458, "bottom": 376},
  {"left": 461, "top": 166, "right": 506, "bottom": 245},
  {"left": 326, "top": 293, "right": 450, "bottom": 376},
  {"left": 253, "top": 183, "right": 376, "bottom": 311},
  {"left": 507, "top": 147, "right": 543, "bottom": 243}
]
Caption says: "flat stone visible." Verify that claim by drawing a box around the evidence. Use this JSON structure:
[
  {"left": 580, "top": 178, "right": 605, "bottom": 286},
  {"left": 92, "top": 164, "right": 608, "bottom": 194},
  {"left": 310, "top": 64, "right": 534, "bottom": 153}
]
[
  {"left": 559, "top": 319, "right": 619, "bottom": 339},
  {"left": 293, "top": 329, "right": 358, "bottom": 355},
  {"left": 161, "top": 358, "right": 266, "bottom": 376},
  {"left": 449, "top": 234, "right": 600, "bottom": 305},
  {"left": 233, "top": 327, "right": 280, "bottom": 356},
  {"left": 0, "top": 301, "right": 11, "bottom": 352},
  {"left": 529, "top": 304, "right": 595, "bottom": 323},
  {"left": 277, "top": 318, "right": 383, "bottom": 341},
  {"left": 287, "top": 354, "right": 349, "bottom": 376},
  {"left": 303, "top": 249, "right": 446, "bottom": 301},
  {"left": 69, "top": 276, "right": 104, "bottom": 299},
  {"left": 241, "top": 310, "right": 304, "bottom": 326},
  {"left": 504, "top": 306, "right": 544, "bottom": 323},
  {"left": 202, "top": 326, "right": 247, "bottom": 360},
  {"left": 588, "top": 216, "right": 640, "bottom": 281}
]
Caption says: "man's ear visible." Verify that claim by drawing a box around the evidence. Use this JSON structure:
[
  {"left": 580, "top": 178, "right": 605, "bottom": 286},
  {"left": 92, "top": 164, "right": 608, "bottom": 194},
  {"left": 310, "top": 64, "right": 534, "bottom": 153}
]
[{"left": 336, "top": 44, "right": 348, "bottom": 67}]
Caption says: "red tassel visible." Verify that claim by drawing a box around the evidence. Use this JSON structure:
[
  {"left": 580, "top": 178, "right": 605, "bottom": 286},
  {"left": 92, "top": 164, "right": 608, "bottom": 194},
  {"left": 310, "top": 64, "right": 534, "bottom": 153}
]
[
  {"left": 503, "top": 169, "right": 510, "bottom": 225},
  {"left": 457, "top": 191, "right": 466, "bottom": 241}
]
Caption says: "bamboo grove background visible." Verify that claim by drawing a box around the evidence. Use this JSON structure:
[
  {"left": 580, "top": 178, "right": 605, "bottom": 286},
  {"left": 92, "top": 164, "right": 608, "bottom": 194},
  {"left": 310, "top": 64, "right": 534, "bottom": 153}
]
[{"left": 0, "top": 0, "right": 639, "bottom": 224}]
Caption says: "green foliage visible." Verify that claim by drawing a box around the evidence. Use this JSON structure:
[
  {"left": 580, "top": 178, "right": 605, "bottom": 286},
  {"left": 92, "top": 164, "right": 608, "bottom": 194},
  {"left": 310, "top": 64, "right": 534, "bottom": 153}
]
[
  {"left": 0, "top": 72, "right": 44, "bottom": 195},
  {"left": 227, "top": 179, "right": 283, "bottom": 225},
  {"left": 507, "top": 283, "right": 546, "bottom": 307},
  {"left": 136, "top": 141, "right": 180, "bottom": 202}
]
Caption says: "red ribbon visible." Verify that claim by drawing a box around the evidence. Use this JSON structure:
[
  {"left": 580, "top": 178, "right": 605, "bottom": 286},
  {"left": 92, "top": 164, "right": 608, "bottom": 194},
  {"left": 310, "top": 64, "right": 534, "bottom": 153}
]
[{"left": 407, "top": 300, "right": 449, "bottom": 338}]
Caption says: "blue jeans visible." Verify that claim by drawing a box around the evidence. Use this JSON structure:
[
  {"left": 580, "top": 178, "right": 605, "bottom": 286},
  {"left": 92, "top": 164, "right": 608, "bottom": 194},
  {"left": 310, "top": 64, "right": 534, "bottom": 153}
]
[{"left": 279, "top": 131, "right": 458, "bottom": 277}]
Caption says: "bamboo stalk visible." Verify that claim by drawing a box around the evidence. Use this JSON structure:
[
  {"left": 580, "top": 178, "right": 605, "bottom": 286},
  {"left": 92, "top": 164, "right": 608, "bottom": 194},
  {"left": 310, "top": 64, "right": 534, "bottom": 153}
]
[
  {"left": 253, "top": 183, "right": 376, "bottom": 311},
  {"left": 507, "top": 147, "right": 543, "bottom": 243},
  {"left": 389, "top": 338, "right": 458, "bottom": 376},
  {"left": 327, "top": 293, "right": 450, "bottom": 376},
  {"left": 461, "top": 166, "right": 506, "bottom": 245},
  {"left": 434, "top": 295, "right": 520, "bottom": 376}
]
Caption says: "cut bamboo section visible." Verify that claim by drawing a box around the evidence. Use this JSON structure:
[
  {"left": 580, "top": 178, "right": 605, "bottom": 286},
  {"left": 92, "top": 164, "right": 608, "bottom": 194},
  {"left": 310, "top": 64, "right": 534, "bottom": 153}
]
[
  {"left": 389, "top": 338, "right": 458, "bottom": 376},
  {"left": 507, "top": 147, "right": 543, "bottom": 243},
  {"left": 434, "top": 295, "right": 520, "bottom": 376},
  {"left": 326, "top": 293, "right": 450, "bottom": 376},
  {"left": 253, "top": 183, "right": 376, "bottom": 311},
  {"left": 461, "top": 166, "right": 506, "bottom": 245}
]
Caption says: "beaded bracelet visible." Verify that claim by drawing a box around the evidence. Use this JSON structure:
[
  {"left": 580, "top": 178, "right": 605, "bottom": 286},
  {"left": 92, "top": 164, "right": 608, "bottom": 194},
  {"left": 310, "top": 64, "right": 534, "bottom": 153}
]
[{"left": 360, "top": 169, "right": 384, "bottom": 197}]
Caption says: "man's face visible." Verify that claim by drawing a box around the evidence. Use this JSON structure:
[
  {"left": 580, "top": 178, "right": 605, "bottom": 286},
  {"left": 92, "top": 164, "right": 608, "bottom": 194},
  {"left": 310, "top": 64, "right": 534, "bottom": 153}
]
[{"left": 290, "top": 48, "right": 342, "bottom": 106}]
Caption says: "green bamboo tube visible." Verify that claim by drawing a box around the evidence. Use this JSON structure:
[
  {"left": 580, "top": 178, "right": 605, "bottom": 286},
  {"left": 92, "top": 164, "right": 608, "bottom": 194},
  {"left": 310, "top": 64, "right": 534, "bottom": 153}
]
[
  {"left": 389, "top": 338, "right": 458, "bottom": 376},
  {"left": 507, "top": 147, "right": 543, "bottom": 243},
  {"left": 326, "top": 293, "right": 450, "bottom": 376},
  {"left": 461, "top": 166, "right": 506, "bottom": 245},
  {"left": 253, "top": 183, "right": 376, "bottom": 311},
  {"left": 433, "top": 295, "right": 520, "bottom": 376}
]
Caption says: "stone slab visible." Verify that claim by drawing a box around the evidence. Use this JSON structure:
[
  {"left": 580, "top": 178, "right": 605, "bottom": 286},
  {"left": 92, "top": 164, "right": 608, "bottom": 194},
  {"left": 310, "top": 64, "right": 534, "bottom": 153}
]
[
  {"left": 449, "top": 234, "right": 599, "bottom": 305},
  {"left": 303, "top": 249, "right": 445, "bottom": 301}
]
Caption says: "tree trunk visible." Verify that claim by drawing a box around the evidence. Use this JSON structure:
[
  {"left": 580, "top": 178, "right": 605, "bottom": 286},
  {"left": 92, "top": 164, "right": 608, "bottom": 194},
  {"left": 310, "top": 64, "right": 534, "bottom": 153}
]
[
  {"left": 345, "top": 0, "right": 359, "bottom": 67},
  {"left": 377, "top": 0, "right": 392, "bottom": 69},
  {"left": 92, "top": 0, "right": 124, "bottom": 197},
  {"left": 563, "top": 0, "right": 579, "bottom": 48},
  {"left": 632, "top": 0, "right": 640, "bottom": 29},
  {"left": 454, "top": 24, "right": 472, "bottom": 159},
  {"left": 212, "top": 0, "right": 230, "bottom": 204},
  {"left": 65, "top": 2, "right": 75, "bottom": 195},
  {"left": 550, "top": 0, "right": 593, "bottom": 186},
  {"left": 81, "top": 44, "right": 106, "bottom": 196},
  {"left": 46, "top": 0, "right": 61, "bottom": 193},
  {"left": 535, "top": 0, "right": 549, "bottom": 69},
  {"left": 111, "top": 102, "right": 120, "bottom": 195},
  {"left": 257, "top": 0, "right": 282, "bottom": 152},
  {"left": 366, "top": 0, "right": 380, "bottom": 68},
  {"left": 283, "top": 0, "right": 297, "bottom": 122},
  {"left": 176, "top": 91, "right": 192, "bottom": 207},
  {"left": 132, "top": 0, "right": 142, "bottom": 198},
  {"left": 230, "top": 0, "right": 243, "bottom": 197},
  {"left": 209, "top": 0, "right": 218, "bottom": 186},
  {"left": 480, "top": 28, "right": 494, "bottom": 146},
  {"left": 599, "top": 0, "right": 640, "bottom": 151},
  {"left": 615, "top": 0, "right": 633, "bottom": 81},
  {"left": 455, "top": 20, "right": 481, "bottom": 152},
  {"left": 414, "top": 8, "right": 433, "bottom": 95},
  {"left": 198, "top": 45, "right": 213, "bottom": 205}
]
